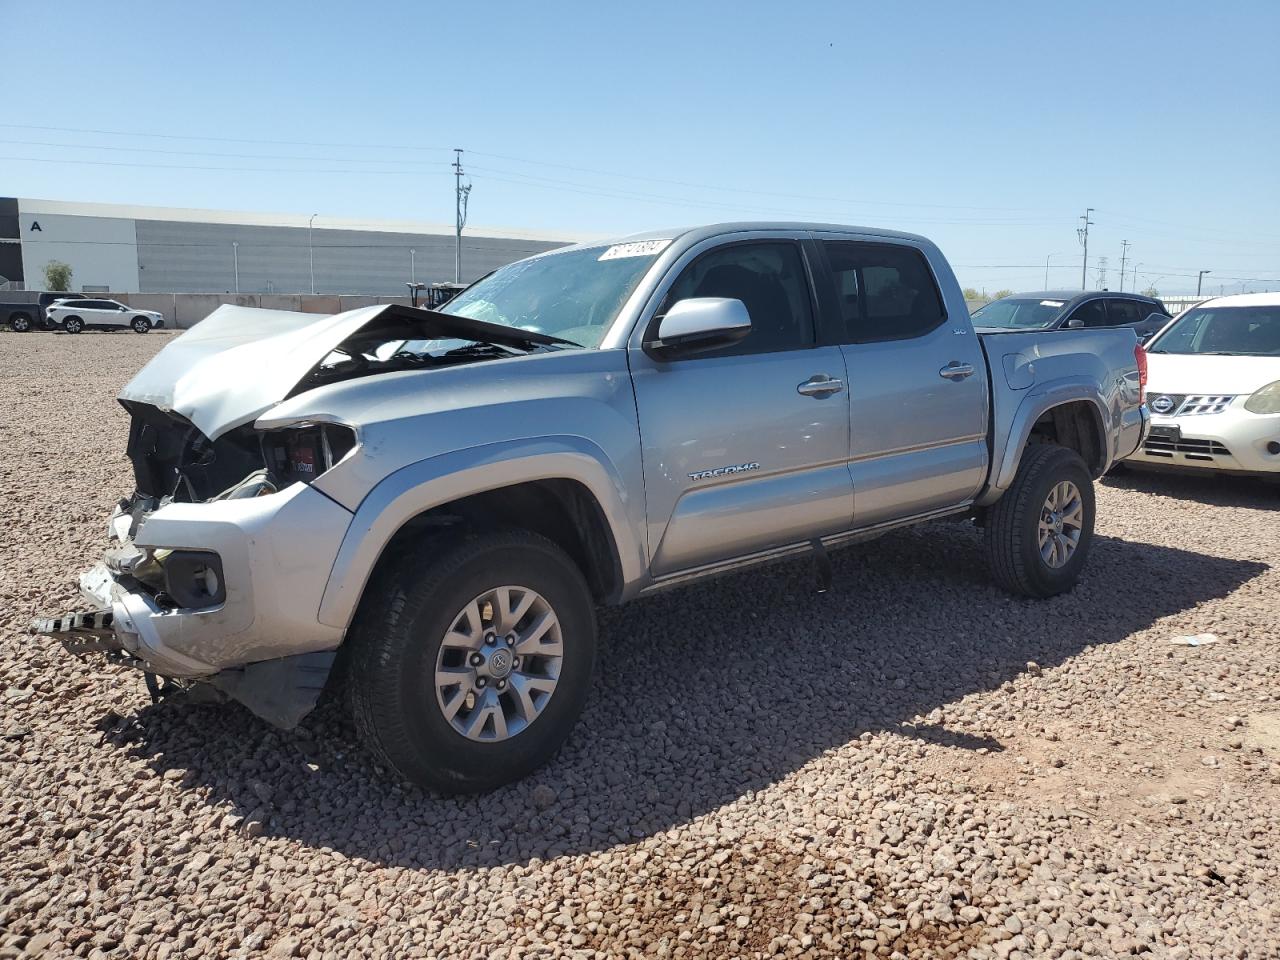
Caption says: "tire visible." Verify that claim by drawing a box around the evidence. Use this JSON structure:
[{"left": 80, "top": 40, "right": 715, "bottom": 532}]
[
  {"left": 63, "top": 316, "right": 83, "bottom": 334},
  {"left": 985, "top": 443, "right": 1095, "bottom": 598},
  {"left": 9, "top": 313, "right": 32, "bottom": 332},
  {"left": 347, "top": 528, "right": 597, "bottom": 793},
  {"left": 131, "top": 316, "right": 151, "bottom": 333}
]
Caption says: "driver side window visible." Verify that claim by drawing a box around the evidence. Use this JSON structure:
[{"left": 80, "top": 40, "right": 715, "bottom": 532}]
[
  {"left": 1067, "top": 300, "right": 1108, "bottom": 328},
  {"left": 659, "top": 241, "right": 815, "bottom": 357}
]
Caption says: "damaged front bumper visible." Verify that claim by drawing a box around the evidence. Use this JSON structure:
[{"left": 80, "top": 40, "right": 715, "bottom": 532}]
[{"left": 30, "top": 479, "right": 355, "bottom": 727}]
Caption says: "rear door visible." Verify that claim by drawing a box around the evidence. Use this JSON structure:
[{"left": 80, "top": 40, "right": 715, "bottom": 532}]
[
  {"left": 628, "top": 234, "right": 853, "bottom": 576},
  {"left": 1118, "top": 298, "right": 1166, "bottom": 340},
  {"left": 813, "top": 236, "right": 989, "bottom": 526}
]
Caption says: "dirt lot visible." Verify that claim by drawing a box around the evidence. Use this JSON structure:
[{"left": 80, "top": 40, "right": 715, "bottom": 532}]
[{"left": 2, "top": 331, "right": 1278, "bottom": 959}]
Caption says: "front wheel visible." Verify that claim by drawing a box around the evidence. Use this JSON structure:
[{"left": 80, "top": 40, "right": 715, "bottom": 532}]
[
  {"left": 985, "top": 444, "right": 1095, "bottom": 597},
  {"left": 63, "top": 316, "right": 83, "bottom": 334},
  {"left": 346, "top": 528, "right": 597, "bottom": 793},
  {"left": 131, "top": 316, "right": 151, "bottom": 333}
]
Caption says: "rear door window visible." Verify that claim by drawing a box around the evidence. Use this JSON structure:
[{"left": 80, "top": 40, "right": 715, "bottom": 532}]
[{"left": 820, "top": 241, "right": 946, "bottom": 342}]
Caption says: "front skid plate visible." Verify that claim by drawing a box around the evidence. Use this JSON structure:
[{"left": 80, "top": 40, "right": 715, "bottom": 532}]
[{"left": 29, "top": 609, "right": 122, "bottom": 656}]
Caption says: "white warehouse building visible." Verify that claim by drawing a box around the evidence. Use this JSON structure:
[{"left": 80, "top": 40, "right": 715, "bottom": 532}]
[{"left": 0, "top": 197, "right": 573, "bottom": 295}]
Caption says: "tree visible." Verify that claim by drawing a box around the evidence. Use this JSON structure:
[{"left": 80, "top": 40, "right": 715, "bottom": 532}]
[
  {"left": 43, "top": 260, "right": 72, "bottom": 291},
  {"left": 1142, "top": 286, "right": 1160, "bottom": 298},
  {"left": 962, "top": 287, "right": 982, "bottom": 300},
  {"left": 993, "top": 289, "right": 1014, "bottom": 300}
]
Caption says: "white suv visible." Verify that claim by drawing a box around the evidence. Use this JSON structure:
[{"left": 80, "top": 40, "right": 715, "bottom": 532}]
[
  {"left": 1127, "top": 292, "right": 1280, "bottom": 478},
  {"left": 46, "top": 298, "right": 165, "bottom": 334}
]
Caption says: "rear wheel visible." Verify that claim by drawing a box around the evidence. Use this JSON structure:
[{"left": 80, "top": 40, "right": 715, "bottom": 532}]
[
  {"left": 9, "top": 313, "right": 32, "bottom": 332},
  {"left": 63, "top": 316, "right": 83, "bottom": 334},
  {"left": 347, "top": 528, "right": 597, "bottom": 793},
  {"left": 985, "top": 444, "right": 1095, "bottom": 597},
  {"left": 131, "top": 316, "right": 151, "bottom": 333}
]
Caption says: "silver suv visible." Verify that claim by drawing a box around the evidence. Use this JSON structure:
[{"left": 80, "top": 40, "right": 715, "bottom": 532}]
[{"left": 34, "top": 223, "right": 1148, "bottom": 792}]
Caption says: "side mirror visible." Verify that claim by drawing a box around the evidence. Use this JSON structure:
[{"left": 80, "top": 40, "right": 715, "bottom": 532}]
[
  {"left": 1065, "top": 316, "right": 1084, "bottom": 329},
  {"left": 644, "top": 297, "right": 751, "bottom": 359}
]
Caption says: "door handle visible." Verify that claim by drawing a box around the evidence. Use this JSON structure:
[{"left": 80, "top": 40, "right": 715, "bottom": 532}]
[
  {"left": 939, "top": 361, "right": 975, "bottom": 381},
  {"left": 797, "top": 374, "right": 845, "bottom": 397}
]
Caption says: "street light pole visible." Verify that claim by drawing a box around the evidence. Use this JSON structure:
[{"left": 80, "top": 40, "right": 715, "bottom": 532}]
[
  {"left": 232, "top": 241, "right": 239, "bottom": 294},
  {"left": 410, "top": 248, "right": 416, "bottom": 284},
  {"left": 1044, "top": 252, "right": 1066, "bottom": 288},
  {"left": 308, "top": 213, "right": 317, "bottom": 295},
  {"left": 1197, "top": 270, "right": 1210, "bottom": 296}
]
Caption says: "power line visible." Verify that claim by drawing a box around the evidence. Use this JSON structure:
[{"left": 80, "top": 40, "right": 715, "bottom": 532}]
[
  {"left": 0, "top": 137, "right": 451, "bottom": 166},
  {"left": 0, "top": 121, "right": 451, "bottom": 152},
  {"left": 0, "top": 154, "right": 441, "bottom": 176}
]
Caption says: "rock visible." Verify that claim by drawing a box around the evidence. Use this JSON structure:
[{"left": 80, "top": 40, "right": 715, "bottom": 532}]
[{"left": 531, "top": 784, "right": 558, "bottom": 810}]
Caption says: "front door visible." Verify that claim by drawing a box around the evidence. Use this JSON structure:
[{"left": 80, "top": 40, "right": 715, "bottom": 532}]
[
  {"left": 815, "top": 237, "right": 989, "bottom": 527},
  {"left": 628, "top": 238, "right": 853, "bottom": 577}
]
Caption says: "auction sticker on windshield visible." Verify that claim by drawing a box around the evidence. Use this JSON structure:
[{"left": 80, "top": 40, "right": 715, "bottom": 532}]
[
  {"left": 598, "top": 240, "right": 671, "bottom": 260},
  {"left": 1040, "top": 300, "right": 1066, "bottom": 307}
]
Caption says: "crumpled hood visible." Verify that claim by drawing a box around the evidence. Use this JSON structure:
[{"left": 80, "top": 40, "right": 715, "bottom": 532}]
[
  {"left": 118, "top": 303, "right": 569, "bottom": 440},
  {"left": 119, "top": 304, "right": 388, "bottom": 439},
  {"left": 1146, "top": 353, "right": 1280, "bottom": 397}
]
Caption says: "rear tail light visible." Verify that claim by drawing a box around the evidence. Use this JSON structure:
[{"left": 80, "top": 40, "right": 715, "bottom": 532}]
[{"left": 1135, "top": 343, "right": 1148, "bottom": 406}]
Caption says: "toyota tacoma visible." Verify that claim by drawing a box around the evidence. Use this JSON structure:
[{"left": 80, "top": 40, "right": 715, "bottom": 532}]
[{"left": 31, "top": 223, "right": 1149, "bottom": 792}]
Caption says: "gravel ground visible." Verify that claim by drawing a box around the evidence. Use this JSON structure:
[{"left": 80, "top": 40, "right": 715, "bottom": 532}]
[{"left": 2, "top": 330, "right": 1278, "bottom": 960}]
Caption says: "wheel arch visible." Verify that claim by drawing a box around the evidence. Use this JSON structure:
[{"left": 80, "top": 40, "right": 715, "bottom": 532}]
[
  {"left": 317, "top": 439, "right": 644, "bottom": 632},
  {"left": 987, "top": 389, "right": 1110, "bottom": 501}
]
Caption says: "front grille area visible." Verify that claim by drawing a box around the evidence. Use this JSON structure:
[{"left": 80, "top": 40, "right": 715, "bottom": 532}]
[
  {"left": 1143, "top": 436, "right": 1233, "bottom": 462},
  {"left": 1147, "top": 394, "right": 1234, "bottom": 417},
  {"left": 1178, "top": 395, "right": 1235, "bottom": 415}
]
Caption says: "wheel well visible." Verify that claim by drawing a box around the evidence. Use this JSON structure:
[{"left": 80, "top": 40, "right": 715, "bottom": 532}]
[
  {"left": 372, "top": 479, "right": 623, "bottom": 604},
  {"left": 1027, "top": 401, "right": 1106, "bottom": 476}
]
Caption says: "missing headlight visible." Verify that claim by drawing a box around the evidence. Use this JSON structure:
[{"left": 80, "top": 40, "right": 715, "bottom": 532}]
[
  {"left": 162, "top": 550, "right": 226, "bottom": 609},
  {"left": 261, "top": 423, "right": 357, "bottom": 487}
]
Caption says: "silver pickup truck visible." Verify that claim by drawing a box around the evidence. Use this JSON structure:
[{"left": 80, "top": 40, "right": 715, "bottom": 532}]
[{"left": 32, "top": 222, "right": 1148, "bottom": 792}]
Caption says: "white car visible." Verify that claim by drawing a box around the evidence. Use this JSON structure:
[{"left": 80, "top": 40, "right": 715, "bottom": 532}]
[
  {"left": 46, "top": 298, "right": 165, "bottom": 334},
  {"left": 1126, "top": 292, "right": 1280, "bottom": 479}
]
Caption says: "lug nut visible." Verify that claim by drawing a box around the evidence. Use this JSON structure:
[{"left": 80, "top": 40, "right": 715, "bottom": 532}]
[
  {"left": 496, "top": 679, "right": 506, "bottom": 690},
  {"left": 485, "top": 633, "right": 496, "bottom": 646},
  {"left": 476, "top": 677, "right": 487, "bottom": 688},
  {"left": 511, "top": 657, "right": 520, "bottom": 669},
  {"left": 505, "top": 634, "right": 517, "bottom": 647},
  {"left": 469, "top": 653, "right": 484, "bottom": 666}
]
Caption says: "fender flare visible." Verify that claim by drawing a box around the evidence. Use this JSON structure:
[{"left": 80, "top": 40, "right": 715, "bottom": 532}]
[
  {"left": 316, "top": 435, "right": 644, "bottom": 630},
  {"left": 988, "top": 379, "right": 1111, "bottom": 498}
]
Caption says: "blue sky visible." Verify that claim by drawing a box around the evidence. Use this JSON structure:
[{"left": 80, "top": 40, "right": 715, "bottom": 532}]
[{"left": 4, "top": 0, "right": 1278, "bottom": 295}]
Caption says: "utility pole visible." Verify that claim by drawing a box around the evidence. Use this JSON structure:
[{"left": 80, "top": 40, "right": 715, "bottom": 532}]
[
  {"left": 1118, "top": 240, "right": 1130, "bottom": 292},
  {"left": 308, "top": 213, "right": 317, "bottom": 295},
  {"left": 1197, "top": 269, "right": 1210, "bottom": 296},
  {"left": 453, "top": 148, "right": 472, "bottom": 284},
  {"left": 410, "top": 248, "right": 416, "bottom": 284},
  {"left": 1077, "top": 208, "right": 1094, "bottom": 290}
]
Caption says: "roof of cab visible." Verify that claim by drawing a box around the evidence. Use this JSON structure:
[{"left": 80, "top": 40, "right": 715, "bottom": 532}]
[{"left": 551, "top": 221, "right": 936, "bottom": 254}]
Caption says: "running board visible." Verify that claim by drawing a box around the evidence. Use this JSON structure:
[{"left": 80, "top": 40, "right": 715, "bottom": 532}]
[{"left": 638, "top": 503, "right": 973, "bottom": 596}]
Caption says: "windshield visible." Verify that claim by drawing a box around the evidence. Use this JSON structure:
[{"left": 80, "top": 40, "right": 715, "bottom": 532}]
[
  {"left": 971, "top": 297, "right": 1068, "bottom": 330},
  {"left": 1147, "top": 305, "right": 1280, "bottom": 356},
  {"left": 440, "top": 242, "right": 667, "bottom": 348}
]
